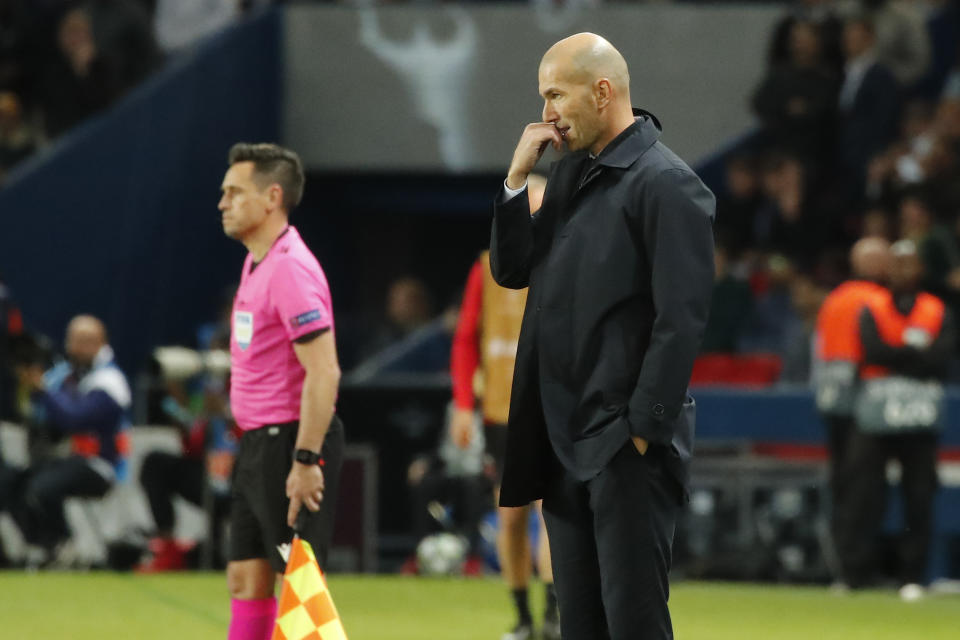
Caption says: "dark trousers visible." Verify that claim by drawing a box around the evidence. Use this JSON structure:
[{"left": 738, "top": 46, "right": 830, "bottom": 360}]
[
  {"left": 0, "top": 459, "right": 20, "bottom": 511},
  {"left": 542, "top": 443, "right": 680, "bottom": 640},
  {"left": 824, "top": 415, "right": 853, "bottom": 554},
  {"left": 140, "top": 451, "right": 230, "bottom": 561},
  {"left": 839, "top": 430, "right": 939, "bottom": 586},
  {"left": 0, "top": 460, "right": 16, "bottom": 563},
  {"left": 6, "top": 456, "right": 110, "bottom": 549},
  {"left": 410, "top": 468, "right": 491, "bottom": 551},
  {"left": 141, "top": 451, "right": 205, "bottom": 532},
  {"left": 140, "top": 451, "right": 230, "bottom": 530}
]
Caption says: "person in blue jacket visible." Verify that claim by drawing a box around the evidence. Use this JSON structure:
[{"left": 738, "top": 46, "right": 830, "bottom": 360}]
[{"left": 4, "top": 315, "right": 130, "bottom": 560}]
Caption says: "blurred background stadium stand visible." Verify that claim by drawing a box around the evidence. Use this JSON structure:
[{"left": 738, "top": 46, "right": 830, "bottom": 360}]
[{"left": 1, "top": 0, "right": 960, "bottom": 585}]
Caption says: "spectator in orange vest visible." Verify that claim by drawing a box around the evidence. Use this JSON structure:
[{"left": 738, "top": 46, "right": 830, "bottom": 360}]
[
  {"left": 813, "top": 236, "right": 890, "bottom": 579},
  {"left": 840, "top": 239, "right": 953, "bottom": 599}
]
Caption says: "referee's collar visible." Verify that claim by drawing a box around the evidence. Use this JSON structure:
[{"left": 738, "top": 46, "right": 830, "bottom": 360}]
[{"left": 250, "top": 225, "right": 293, "bottom": 273}]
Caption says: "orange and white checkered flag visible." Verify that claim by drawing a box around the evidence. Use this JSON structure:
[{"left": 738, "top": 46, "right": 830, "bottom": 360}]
[{"left": 271, "top": 537, "right": 348, "bottom": 640}]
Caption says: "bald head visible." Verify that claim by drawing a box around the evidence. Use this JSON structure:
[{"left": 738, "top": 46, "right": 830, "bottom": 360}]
[
  {"left": 849, "top": 237, "right": 890, "bottom": 281},
  {"left": 66, "top": 314, "right": 107, "bottom": 368},
  {"left": 541, "top": 33, "right": 630, "bottom": 99},
  {"left": 538, "top": 33, "right": 636, "bottom": 155}
]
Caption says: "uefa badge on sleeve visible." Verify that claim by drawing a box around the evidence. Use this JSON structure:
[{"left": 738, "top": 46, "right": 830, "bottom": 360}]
[{"left": 290, "top": 309, "right": 322, "bottom": 329}]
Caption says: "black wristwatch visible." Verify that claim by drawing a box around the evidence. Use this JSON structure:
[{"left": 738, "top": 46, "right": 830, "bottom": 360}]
[{"left": 294, "top": 448, "right": 321, "bottom": 465}]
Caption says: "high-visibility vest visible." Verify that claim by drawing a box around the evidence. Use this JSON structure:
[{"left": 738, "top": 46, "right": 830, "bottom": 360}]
[
  {"left": 815, "top": 280, "right": 889, "bottom": 363},
  {"left": 855, "top": 291, "right": 946, "bottom": 433},
  {"left": 813, "top": 280, "right": 888, "bottom": 414},
  {"left": 860, "top": 291, "right": 945, "bottom": 380},
  {"left": 478, "top": 252, "right": 528, "bottom": 425}
]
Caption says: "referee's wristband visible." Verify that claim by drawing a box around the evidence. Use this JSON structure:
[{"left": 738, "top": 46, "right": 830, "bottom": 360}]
[{"left": 294, "top": 448, "right": 321, "bottom": 466}]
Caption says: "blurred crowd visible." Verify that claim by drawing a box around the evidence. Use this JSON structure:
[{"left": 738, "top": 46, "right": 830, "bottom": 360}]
[
  {"left": 0, "top": 0, "right": 308, "bottom": 185},
  {"left": 0, "top": 278, "right": 237, "bottom": 569},
  {"left": 0, "top": 0, "right": 605, "bottom": 186},
  {"left": 707, "top": 0, "right": 960, "bottom": 383}
]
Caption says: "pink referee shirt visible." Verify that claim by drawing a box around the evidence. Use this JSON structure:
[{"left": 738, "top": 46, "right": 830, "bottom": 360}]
[{"left": 230, "top": 226, "right": 334, "bottom": 430}]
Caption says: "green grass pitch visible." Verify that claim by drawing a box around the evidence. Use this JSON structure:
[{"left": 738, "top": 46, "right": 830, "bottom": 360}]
[{"left": 1, "top": 572, "right": 958, "bottom": 639}]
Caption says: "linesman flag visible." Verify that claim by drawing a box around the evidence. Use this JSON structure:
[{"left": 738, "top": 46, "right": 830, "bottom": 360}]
[{"left": 271, "top": 537, "right": 348, "bottom": 640}]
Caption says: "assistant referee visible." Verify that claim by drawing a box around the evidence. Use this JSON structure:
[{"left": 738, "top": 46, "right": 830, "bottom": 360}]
[{"left": 218, "top": 143, "right": 344, "bottom": 640}]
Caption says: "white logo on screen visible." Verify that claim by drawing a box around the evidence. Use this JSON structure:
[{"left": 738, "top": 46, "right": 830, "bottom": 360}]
[
  {"left": 234, "top": 311, "right": 254, "bottom": 351},
  {"left": 357, "top": 5, "right": 477, "bottom": 171}
]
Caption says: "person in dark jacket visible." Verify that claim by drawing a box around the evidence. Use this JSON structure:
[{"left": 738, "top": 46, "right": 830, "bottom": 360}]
[
  {"left": 490, "top": 33, "right": 715, "bottom": 640},
  {"left": 837, "top": 14, "right": 902, "bottom": 199},
  {"left": 752, "top": 19, "right": 839, "bottom": 167},
  {"left": 36, "top": 7, "right": 122, "bottom": 138},
  {"left": 767, "top": 0, "right": 845, "bottom": 75}
]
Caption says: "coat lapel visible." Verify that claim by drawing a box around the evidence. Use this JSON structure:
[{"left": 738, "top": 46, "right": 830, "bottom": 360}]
[
  {"left": 544, "top": 109, "right": 662, "bottom": 216},
  {"left": 550, "top": 152, "right": 591, "bottom": 206},
  {"left": 574, "top": 111, "right": 663, "bottom": 198},
  {"left": 542, "top": 151, "right": 591, "bottom": 224}
]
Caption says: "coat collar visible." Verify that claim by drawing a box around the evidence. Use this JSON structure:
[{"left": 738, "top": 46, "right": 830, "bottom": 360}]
[
  {"left": 544, "top": 109, "right": 662, "bottom": 214},
  {"left": 594, "top": 108, "right": 662, "bottom": 169}
]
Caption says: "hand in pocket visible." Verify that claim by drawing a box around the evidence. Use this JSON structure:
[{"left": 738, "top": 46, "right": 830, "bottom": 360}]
[{"left": 631, "top": 436, "right": 648, "bottom": 455}]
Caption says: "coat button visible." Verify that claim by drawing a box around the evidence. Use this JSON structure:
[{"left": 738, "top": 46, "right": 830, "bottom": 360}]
[{"left": 652, "top": 403, "right": 665, "bottom": 417}]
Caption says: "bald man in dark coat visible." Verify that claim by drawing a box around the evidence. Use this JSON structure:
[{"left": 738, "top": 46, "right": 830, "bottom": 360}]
[{"left": 490, "top": 33, "right": 716, "bottom": 640}]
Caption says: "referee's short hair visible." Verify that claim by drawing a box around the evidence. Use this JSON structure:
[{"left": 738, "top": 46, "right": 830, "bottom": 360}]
[{"left": 228, "top": 142, "right": 305, "bottom": 211}]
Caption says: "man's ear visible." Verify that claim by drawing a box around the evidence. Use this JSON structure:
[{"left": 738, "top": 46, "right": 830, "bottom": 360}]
[
  {"left": 595, "top": 78, "right": 612, "bottom": 110},
  {"left": 267, "top": 183, "right": 284, "bottom": 210}
]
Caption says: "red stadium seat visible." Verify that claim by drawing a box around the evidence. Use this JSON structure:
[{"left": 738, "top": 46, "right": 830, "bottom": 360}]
[{"left": 690, "top": 353, "right": 783, "bottom": 388}]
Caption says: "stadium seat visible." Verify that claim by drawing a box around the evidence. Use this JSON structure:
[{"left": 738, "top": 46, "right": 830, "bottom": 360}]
[{"left": 690, "top": 353, "right": 783, "bottom": 387}]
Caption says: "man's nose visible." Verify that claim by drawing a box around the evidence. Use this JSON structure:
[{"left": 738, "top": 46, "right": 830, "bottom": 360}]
[{"left": 543, "top": 102, "right": 557, "bottom": 123}]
